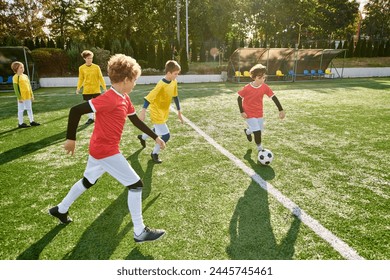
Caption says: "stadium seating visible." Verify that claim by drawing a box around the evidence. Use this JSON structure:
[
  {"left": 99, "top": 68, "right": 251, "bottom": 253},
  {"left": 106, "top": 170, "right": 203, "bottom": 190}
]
[
  {"left": 303, "top": 70, "right": 312, "bottom": 78},
  {"left": 325, "top": 68, "right": 334, "bottom": 78},
  {"left": 317, "top": 69, "right": 325, "bottom": 78},
  {"left": 6, "top": 76, "right": 12, "bottom": 84},
  {"left": 276, "top": 70, "right": 285, "bottom": 80}
]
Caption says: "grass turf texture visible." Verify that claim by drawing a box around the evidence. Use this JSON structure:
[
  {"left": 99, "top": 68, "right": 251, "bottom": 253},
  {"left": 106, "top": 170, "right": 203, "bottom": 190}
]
[{"left": 0, "top": 78, "right": 389, "bottom": 260}]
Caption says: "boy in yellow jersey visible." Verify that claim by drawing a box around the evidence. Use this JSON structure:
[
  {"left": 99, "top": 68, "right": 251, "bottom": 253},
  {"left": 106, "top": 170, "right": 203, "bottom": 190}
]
[
  {"left": 138, "top": 60, "right": 184, "bottom": 163},
  {"left": 11, "top": 61, "right": 40, "bottom": 128},
  {"left": 76, "top": 50, "right": 107, "bottom": 125}
]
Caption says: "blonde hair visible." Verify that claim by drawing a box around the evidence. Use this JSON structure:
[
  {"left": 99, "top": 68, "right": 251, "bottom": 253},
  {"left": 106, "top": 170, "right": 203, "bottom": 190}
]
[
  {"left": 249, "top": 64, "right": 267, "bottom": 79},
  {"left": 165, "top": 60, "right": 181, "bottom": 74},
  {"left": 81, "top": 50, "right": 93, "bottom": 59},
  {"left": 11, "top": 61, "right": 23, "bottom": 73},
  {"left": 107, "top": 54, "right": 141, "bottom": 84}
]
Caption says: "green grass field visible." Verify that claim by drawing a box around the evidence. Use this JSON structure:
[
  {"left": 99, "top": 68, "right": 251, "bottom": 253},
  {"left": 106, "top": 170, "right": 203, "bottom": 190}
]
[{"left": 0, "top": 78, "right": 389, "bottom": 260}]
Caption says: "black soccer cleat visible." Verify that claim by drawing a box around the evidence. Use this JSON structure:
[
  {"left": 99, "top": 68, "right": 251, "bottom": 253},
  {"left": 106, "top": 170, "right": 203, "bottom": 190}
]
[
  {"left": 137, "top": 135, "right": 146, "bottom": 148},
  {"left": 30, "top": 121, "right": 40, "bottom": 126},
  {"left": 18, "top": 123, "right": 30, "bottom": 128},
  {"left": 134, "top": 226, "right": 166, "bottom": 243},
  {"left": 244, "top": 128, "right": 252, "bottom": 142},
  {"left": 49, "top": 206, "right": 72, "bottom": 224},
  {"left": 151, "top": 153, "right": 162, "bottom": 164}
]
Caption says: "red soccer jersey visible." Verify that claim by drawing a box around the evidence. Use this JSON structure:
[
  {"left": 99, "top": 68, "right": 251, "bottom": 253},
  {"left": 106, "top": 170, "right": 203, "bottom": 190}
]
[
  {"left": 89, "top": 88, "right": 135, "bottom": 159},
  {"left": 238, "top": 83, "right": 274, "bottom": 118}
]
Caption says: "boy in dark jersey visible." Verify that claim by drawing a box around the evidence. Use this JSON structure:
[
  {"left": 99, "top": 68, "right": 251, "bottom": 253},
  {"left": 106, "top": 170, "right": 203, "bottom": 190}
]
[
  {"left": 237, "top": 64, "right": 285, "bottom": 153},
  {"left": 49, "top": 54, "right": 166, "bottom": 243}
]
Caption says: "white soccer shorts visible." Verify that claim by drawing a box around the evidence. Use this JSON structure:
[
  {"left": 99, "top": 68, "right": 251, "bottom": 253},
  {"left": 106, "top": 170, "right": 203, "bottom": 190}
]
[
  {"left": 83, "top": 153, "right": 140, "bottom": 187},
  {"left": 246, "top": 117, "right": 264, "bottom": 133},
  {"left": 153, "top": 123, "right": 170, "bottom": 135}
]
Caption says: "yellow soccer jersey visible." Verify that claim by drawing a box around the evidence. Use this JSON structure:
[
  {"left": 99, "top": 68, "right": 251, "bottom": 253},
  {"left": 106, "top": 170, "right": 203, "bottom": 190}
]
[
  {"left": 145, "top": 79, "right": 178, "bottom": 124},
  {"left": 77, "top": 63, "right": 106, "bottom": 94},
  {"left": 13, "top": 74, "right": 33, "bottom": 100}
]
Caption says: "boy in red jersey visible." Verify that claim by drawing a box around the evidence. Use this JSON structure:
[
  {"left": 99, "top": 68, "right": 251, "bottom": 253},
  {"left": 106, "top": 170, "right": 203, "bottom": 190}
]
[
  {"left": 49, "top": 54, "right": 166, "bottom": 243},
  {"left": 237, "top": 64, "right": 285, "bottom": 153}
]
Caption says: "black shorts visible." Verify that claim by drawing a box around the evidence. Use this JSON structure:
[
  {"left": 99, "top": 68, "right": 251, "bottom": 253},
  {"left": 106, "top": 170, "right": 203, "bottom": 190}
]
[{"left": 83, "top": 93, "right": 100, "bottom": 101}]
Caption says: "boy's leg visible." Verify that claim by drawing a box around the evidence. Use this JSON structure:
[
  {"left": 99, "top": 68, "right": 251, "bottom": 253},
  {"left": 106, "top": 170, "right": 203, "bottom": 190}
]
[
  {"left": 100, "top": 153, "right": 165, "bottom": 242},
  {"left": 24, "top": 99, "right": 40, "bottom": 126},
  {"left": 24, "top": 99, "right": 34, "bottom": 123},
  {"left": 253, "top": 130, "right": 263, "bottom": 151},
  {"left": 49, "top": 155, "right": 104, "bottom": 223},
  {"left": 17, "top": 101, "right": 27, "bottom": 126},
  {"left": 247, "top": 118, "right": 264, "bottom": 151},
  {"left": 83, "top": 94, "right": 100, "bottom": 124},
  {"left": 151, "top": 124, "right": 169, "bottom": 163}
]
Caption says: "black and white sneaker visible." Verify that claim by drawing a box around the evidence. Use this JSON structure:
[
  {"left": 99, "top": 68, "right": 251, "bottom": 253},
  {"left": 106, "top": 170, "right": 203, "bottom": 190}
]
[
  {"left": 244, "top": 128, "right": 252, "bottom": 142},
  {"left": 151, "top": 153, "right": 162, "bottom": 164},
  {"left": 48, "top": 206, "right": 72, "bottom": 224},
  {"left": 134, "top": 226, "right": 166, "bottom": 243},
  {"left": 137, "top": 135, "right": 146, "bottom": 148}
]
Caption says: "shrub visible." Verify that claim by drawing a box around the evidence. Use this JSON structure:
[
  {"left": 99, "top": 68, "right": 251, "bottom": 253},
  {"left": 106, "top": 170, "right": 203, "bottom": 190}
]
[
  {"left": 31, "top": 48, "right": 69, "bottom": 77},
  {"left": 90, "top": 47, "right": 111, "bottom": 75}
]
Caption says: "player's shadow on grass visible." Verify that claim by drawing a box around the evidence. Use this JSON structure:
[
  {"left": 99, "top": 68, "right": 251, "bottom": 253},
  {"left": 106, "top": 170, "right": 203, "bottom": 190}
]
[
  {"left": 16, "top": 224, "right": 69, "bottom": 260},
  {"left": 62, "top": 149, "right": 157, "bottom": 260},
  {"left": 243, "top": 149, "right": 275, "bottom": 181},
  {"left": 226, "top": 182, "right": 301, "bottom": 259},
  {"left": 0, "top": 122, "right": 88, "bottom": 165}
]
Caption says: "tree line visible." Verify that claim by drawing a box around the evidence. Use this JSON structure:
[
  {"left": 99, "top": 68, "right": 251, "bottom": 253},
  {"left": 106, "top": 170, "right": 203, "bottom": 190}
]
[{"left": 1, "top": 0, "right": 389, "bottom": 75}]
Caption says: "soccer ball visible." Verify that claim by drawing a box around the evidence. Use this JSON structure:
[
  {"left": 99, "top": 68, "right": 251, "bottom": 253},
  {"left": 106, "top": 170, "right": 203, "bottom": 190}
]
[{"left": 258, "top": 149, "right": 274, "bottom": 165}]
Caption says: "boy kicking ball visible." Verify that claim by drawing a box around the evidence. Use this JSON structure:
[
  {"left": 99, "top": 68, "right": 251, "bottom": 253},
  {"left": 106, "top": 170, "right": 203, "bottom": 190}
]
[
  {"left": 49, "top": 54, "right": 166, "bottom": 243},
  {"left": 237, "top": 64, "right": 285, "bottom": 153}
]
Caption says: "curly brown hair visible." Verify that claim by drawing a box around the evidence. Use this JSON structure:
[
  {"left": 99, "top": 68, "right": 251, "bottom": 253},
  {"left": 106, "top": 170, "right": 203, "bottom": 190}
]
[{"left": 107, "top": 54, "right": 141, "bottom": 84}]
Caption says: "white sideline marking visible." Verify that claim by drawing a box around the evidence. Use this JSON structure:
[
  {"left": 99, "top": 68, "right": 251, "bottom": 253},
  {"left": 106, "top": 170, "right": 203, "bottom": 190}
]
[{"left": 172, "top": 107, "right": 364, "bottom": 260}]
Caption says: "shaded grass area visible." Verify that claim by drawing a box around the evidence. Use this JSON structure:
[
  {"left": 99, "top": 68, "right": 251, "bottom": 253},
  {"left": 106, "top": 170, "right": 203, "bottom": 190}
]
[{"left": 0, "top": 78, "right": 389, "bottom": 259}]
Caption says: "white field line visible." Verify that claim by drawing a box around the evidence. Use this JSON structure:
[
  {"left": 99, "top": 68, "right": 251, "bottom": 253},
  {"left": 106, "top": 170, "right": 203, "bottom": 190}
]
[{"left": 172, "top": 107, "right": 364, "bottom": 260}]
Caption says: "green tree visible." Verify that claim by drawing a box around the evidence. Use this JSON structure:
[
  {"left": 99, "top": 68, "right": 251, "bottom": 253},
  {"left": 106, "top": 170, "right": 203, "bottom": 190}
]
[
  {"left": 179, "top": 47, "right": 189, "bottom": 74},
  {"left": 147, "top": 41, "right": 156, "bottom": 68},
  {"left": 362, "top": 0, "right": 390, "bottom": 41},
  {"left": 46, "top": 0, "right": 88, "bottom": 42},
  {"left": 111, "top": 39, "right": 122, "bottom": 54},
  {"left": 156, "top": 41, "right": 164, "bottom": 70}
]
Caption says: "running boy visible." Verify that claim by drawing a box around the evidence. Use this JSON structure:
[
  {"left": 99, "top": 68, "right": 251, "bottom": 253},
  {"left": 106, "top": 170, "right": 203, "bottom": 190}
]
[
  {"left": 76, "top": 50, "right": 107, "bottom": 125},
  {"left": 49, "top": 54, "right": 166, "bottom": 243},
  {"left": 137, "top": 60, "right": 184, "bottom": 163},
  {"left": 237, "top": 64, "right": 285, "bottom": 152},
  {"left": 11, "top": 61, "right": 40, "bottom": 128}
]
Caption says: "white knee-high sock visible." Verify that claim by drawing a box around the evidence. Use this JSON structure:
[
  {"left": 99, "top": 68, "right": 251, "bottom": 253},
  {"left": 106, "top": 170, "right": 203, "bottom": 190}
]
[
  {"left": 58, "top": 179, "right": 87, "bottom": 213},
  {"left": 128, "top": 188, "right": 145, "bottom": 236},
  {"left": 152, "top": 143, "right": 160, "bottom": 154},
  {"left": 88, "top": 112, "right": 94, "bottom": 120},
  {"left": 141, "top": 133, "right": 148, "bottom": 140}
]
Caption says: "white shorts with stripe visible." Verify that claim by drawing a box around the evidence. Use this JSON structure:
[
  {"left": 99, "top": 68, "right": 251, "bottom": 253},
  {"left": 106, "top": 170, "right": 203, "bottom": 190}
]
[{"left": 83, "top": 153, "right": 140, "bottom": 187}]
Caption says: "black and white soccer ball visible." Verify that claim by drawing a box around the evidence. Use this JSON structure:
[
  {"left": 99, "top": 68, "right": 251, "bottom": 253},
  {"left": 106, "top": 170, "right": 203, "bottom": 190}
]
[{"left": 258, "top": 149, "right": 274, "bottom": 165}]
